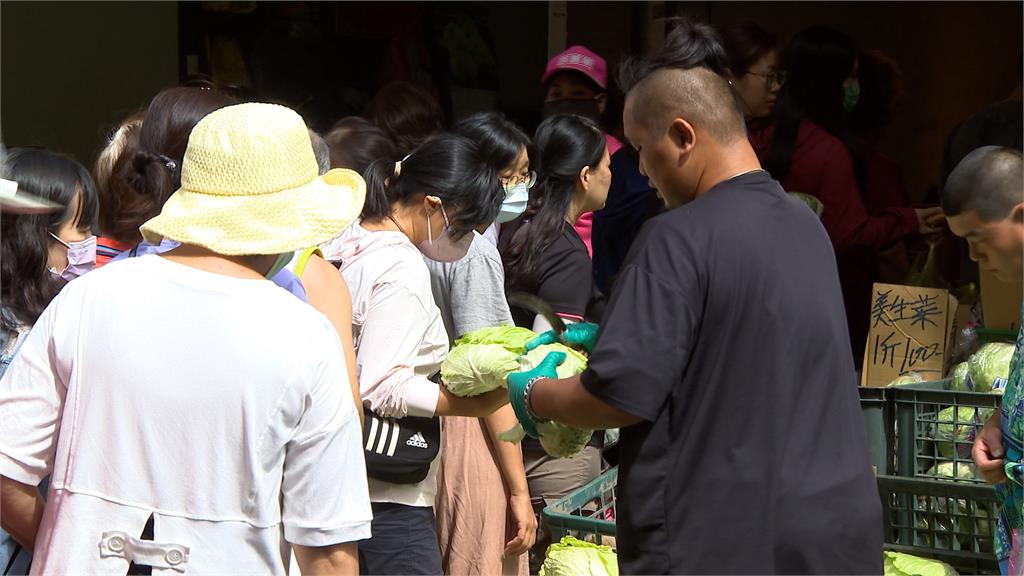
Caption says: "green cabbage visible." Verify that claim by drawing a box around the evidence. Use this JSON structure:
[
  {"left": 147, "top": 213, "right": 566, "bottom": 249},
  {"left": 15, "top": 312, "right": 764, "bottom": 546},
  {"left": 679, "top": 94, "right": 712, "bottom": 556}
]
[
  {"left": 967, "top": 343, "right": 1014, "bottom": 393},
  {"left": 500, "top": 343, "right": 594, "bottom": 458},
  {"left": 950, "top": 362, "right": 970, "bottom": 392},
  {"left": 934, "top": 407, "right": 991, "bottom": 459},
  {"left": 454, "top": 325, "right": 539, "bottom": 355},
  {"left": 889, "top": 372, "right": 925, "bottom": 386},
  {"left": 789, "top": 192, "right": 824, "bottom": 217},
  {"left": 540, "top": 537, "right": 618, "bottom": 576},
  {"left": 441, "top": 343, "right": 521, "bottom": 397},
  {"left": 883, "top": 551, "right": 958, "bottom": 576}
]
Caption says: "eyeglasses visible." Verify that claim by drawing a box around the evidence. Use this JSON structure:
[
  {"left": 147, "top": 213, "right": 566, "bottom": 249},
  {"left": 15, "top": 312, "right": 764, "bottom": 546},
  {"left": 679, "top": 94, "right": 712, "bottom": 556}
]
[
  {"left": 502, "top": 171, "right": 537, "bottom": 191},
  {"left": 745, "top": 70, "right": 786, "bottom": 87}
]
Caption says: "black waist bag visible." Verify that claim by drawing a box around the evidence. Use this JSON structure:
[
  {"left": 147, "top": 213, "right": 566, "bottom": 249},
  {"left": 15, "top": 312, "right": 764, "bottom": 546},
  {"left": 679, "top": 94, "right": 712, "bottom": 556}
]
[{"left": 362, "top": 407, "right": 440, "bottom": 484}]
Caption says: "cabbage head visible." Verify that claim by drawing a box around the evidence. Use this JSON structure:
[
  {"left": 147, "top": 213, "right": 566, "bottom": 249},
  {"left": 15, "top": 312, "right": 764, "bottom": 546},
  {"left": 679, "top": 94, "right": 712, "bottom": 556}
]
[
  {"left": 934, "top": 406, "right": 984, "bottom": 459},
  {"left": 540, "top": 537, "right": 618, "bottom": 576},
  {"left": 889, "top": 372, "right": 925, "bottom": 387},
  {"left": 950, "top": 362, "right": 970, "bottom": 392},
  {"left": 968, "top": 343, "right": 1014, "bottom": 393},
  {"left": 441, "top": 343, "right": 521, "bottom": 397},
  {"left": 883, "top": 551, "right": 958, "bottom": 576},
  {"left": 454, "top": 325, "right": 539, "bottom": 355},
  {"left": 500, "top": 343, "right": 594, "bottom": 457}
]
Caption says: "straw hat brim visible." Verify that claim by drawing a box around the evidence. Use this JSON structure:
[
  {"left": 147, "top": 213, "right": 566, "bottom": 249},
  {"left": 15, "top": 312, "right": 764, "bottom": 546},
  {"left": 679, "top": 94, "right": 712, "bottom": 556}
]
[{"left": 140, "top": 168, "right": 366, "bottom": 256}]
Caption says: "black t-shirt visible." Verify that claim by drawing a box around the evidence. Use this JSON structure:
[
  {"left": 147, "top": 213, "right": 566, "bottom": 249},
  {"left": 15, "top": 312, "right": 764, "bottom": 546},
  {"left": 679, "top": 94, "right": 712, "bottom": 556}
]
[
  {"left": 581, "top": 171, "right": 882, "bottom": 574},
  {"left": 507, "top": 224, "right": 597, "bottom": 327}
]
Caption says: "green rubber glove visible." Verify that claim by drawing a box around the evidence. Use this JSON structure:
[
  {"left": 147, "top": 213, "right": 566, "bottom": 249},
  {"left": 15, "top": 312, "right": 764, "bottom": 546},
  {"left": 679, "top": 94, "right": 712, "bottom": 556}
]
[
  {"left": 524, "top": 322, "right": 599, "bottom": 354},
  {"left": 507, "top": 351, "right": 566, "bottom": 439}
]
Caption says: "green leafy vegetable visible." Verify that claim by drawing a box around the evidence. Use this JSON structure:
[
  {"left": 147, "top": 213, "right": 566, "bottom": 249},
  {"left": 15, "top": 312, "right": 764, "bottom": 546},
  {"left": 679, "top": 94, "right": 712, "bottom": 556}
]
[
  {"left": 889, "top": 372, "right": 925, "bottom": 387},
  {"left": 967, "top": 343, "right": 1014, "bottom": 393},
  {"left": 934, "top": 406, "right": 991, "bottom": 459},
  {"left": 540, "top": 537, "right": 618, "bottom": 576},
  {"left": 441, "top": 343, "right": 521, "bottom": 397},
  {"left": 950, "top": 362, "right": 970, "bottom": 392},
  {"left": 501, "top": 343, "right": 594, "bottom": 457},
  {"left": 883, "top": 551, "right": 957, "bottom": 576},
  {"left": 454, "top": 325, "right": 539, "bottom": 355}
]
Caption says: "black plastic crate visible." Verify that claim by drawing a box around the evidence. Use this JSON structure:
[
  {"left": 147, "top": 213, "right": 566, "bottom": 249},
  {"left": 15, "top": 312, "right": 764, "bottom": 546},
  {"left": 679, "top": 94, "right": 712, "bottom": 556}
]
[
  {"left": 861, "top": 386, "right": 895, "bottom": 475},
  {"left": 892, "top": 379, "right": 1001, "bottom": 483},
  {"left": 878, "top": 474, "right": 1000, "bottom": 574}
]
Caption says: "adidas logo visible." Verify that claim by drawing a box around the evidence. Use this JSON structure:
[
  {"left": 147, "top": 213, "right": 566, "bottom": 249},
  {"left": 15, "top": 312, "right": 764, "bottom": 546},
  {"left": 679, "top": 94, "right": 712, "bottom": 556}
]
[{"left": 406, "top": 432, "right": 429, "bottom": 449}]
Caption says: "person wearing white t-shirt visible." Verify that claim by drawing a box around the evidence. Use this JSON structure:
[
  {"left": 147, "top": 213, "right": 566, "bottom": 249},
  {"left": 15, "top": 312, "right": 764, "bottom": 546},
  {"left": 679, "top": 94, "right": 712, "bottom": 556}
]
[
  {"left": 323, "top": 133, "right": 510, "bottom": 575},
  {"left": 0, "top": 103, "right": 372, "bottom": 575}
]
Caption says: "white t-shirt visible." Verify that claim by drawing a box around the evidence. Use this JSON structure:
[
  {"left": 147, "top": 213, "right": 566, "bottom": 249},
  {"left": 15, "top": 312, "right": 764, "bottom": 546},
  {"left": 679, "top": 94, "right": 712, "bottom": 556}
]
[{"left": 0, "top": 255, "right": 371, "bottom": 574}]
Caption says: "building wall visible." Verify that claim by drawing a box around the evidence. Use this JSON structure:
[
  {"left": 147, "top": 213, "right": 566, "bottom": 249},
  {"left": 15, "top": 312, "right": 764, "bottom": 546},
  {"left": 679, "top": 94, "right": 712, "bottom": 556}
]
[{"left": 1, "top": 1, "right": 178, "bottom": 166}]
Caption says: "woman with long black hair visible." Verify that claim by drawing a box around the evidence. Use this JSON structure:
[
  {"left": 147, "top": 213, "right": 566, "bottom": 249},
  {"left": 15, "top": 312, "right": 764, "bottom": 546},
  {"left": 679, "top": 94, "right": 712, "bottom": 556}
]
[
  {"left": 749, "top": 26, "right": 942, "bottom": 361},
  {"left": 499, "top": 113, "right": 610, "bottom": 572}
]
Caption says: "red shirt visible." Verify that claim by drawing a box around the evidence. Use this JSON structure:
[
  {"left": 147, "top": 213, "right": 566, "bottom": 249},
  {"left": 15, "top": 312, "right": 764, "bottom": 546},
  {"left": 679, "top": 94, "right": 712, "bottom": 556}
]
[{"left": 749, "top": 120, "right": 917, "bottom": 251}]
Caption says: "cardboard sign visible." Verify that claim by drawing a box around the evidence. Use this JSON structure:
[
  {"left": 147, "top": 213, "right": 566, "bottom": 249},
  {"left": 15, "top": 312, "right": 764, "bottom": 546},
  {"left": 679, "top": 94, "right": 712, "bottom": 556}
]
[
  {"left": 862, "top": 283, "right": 958, "bottom": 387},
  {"left": 980, "top": 268, "right": 1022, "bottom": 332}
]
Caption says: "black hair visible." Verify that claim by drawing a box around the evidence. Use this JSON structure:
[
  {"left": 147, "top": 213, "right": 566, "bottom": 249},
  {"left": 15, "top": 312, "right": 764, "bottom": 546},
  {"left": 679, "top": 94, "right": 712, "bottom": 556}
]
[
  {"left": 762, "top": 26, "right": 864, "bottom": 189},
  {"left": 1, "top": 148, "right": 99, "bottom": 331},
  {"left": 503, "top": 114, "right": 605, "bottom": 290},
  {"left": 361, "top": 133, "right": 503, "bottom": 239},
  {"left": 850, "top": 49, "right": 903, "bottom": 140},
  {"left": 102, "top": 86, "right": 236, "bottom": 243},
  {"left": 451, "top": 112, "right": 532, "bottom": 175},
  {"left": 942, "top": 146, "right": 1023, "bottom": 220},
  {"left": 325, "top": 116, "right": 398, "bottom": 177},
  {"left": 618, "top": 17, "right": 730, "bottom": 93},
  {"left": 718, "top": 20, "right": 778, "bottom": 77},
  {"left": 308, "top": 129, "right": 331, "bottom": 175}
]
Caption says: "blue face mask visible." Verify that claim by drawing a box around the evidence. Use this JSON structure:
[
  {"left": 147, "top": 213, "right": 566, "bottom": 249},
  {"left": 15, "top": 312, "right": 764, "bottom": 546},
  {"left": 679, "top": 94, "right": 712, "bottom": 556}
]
[{"left": 497, "top": 182, "right": 530, "bottom": 223}]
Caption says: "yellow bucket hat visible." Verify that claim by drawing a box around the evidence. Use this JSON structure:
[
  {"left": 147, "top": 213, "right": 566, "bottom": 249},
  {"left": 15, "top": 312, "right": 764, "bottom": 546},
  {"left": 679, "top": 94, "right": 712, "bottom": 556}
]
[{"left": 141, "top": 102, "right": 365, "bottom": 255}]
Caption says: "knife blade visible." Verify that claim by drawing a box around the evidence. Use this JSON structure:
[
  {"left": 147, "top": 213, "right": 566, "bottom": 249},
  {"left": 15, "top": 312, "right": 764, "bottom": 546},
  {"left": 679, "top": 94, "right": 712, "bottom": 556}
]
[{"left": 507, "top": 292, "right": 567, "bottom": 336}]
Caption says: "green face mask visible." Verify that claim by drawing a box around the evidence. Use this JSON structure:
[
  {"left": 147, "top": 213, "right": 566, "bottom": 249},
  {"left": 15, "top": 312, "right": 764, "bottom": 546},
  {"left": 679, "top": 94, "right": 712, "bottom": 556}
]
[{"left": 843, "top": 80, "right": 861, "bottom": 111}]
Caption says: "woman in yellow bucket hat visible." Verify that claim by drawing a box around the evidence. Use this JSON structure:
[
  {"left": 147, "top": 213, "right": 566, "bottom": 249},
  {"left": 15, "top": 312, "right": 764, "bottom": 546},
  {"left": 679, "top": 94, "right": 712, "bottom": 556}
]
[{"left": 0, "top": 102, "right": 371, "bottom": 574}]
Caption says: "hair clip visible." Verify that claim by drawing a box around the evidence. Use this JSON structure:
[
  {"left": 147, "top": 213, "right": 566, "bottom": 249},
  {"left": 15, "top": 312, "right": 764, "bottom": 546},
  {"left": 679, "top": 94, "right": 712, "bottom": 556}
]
[
  {"left": 158, "top": 155, "right": 177, "bottom": 172},
  {"left": 394, "top": 161, "right": 402, "bottom": 177}
]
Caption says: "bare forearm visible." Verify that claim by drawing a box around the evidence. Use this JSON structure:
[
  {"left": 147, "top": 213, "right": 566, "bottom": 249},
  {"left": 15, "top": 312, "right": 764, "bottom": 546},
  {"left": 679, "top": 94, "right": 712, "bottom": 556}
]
[
  {"left": 435, "top": 386, "right": 508, "bottom": 418},
  {"left": 531, "top": 375, "right": 642, "bottom": 429},
  {"left": 0, "top": 476, "right": 45, "bottom": 552},
  {"left": 293, "top": 542, "right": 359, "bottom": 575},
  {"left": 482, "top": 405, "right": 529, "bottom": 495}
]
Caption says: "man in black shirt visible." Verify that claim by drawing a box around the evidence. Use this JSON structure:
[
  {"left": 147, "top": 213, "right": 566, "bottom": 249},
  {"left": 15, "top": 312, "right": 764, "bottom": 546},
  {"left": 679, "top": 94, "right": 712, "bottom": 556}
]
[{"left": 508, "top": 19, "right": 882, "bottom": 574}]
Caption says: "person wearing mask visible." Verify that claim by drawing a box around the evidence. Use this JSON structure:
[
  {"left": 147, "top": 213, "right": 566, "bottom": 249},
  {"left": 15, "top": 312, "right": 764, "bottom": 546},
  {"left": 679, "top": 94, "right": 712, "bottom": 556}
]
[
  {"left": 748, "top": 26, "right": 942, "bottom": 362},
  {"left": 537, "top": 45, "right": 661, "bottom": 294},
  {"left": 507, "top": 19, "right": 882, "bottom": 574},
  {"left": 945, "top": 147, "right": 1023, "bottom": 576},
  {"left": 325, "top": 116, "right": 399, "bottom": 177},
  {"left": 0, "top": 102, "right": 373, "bottom": 574},
  {"left": 719, "top": 20, "right": 782, "bottom": 126},
  {"left": 329, "top": 133, "right": 511, "bottom": 575},
  {"left": 431, "top": 111, "right": 534, "bottom": 576},
  {"left": 500, "top": 113, "right": 610, "bottom": 572},
  {"left": 0, "top": 149, "right": 99, "bottom": 572},
  {"left": 365, "top": 81, "right": 445, "bottom": 157}
]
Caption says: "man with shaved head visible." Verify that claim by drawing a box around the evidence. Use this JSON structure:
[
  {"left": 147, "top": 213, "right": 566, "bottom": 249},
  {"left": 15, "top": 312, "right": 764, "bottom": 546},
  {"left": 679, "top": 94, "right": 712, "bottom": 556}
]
[
  {"left": 946, "top": 146, "right": 1024, "bottom": 574},
  {"left": 506, "top": 18, "right": 881, "bottom": 574}
]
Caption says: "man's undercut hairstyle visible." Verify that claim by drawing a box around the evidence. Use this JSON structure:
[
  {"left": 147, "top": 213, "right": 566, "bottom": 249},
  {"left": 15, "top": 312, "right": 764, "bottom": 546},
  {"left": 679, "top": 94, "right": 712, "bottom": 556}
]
[
  {"left": 942, "top": 146, "right": 1023, "bottom": 221},
  {"left": 618, "top": 17, "right": 746, "bottom": 144}
]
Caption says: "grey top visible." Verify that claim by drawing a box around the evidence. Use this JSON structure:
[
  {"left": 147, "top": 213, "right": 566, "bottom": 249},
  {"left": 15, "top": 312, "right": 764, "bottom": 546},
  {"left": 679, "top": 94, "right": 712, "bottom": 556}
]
[{"left": 424, "top": 232, "right": 514, "bottom": 344}]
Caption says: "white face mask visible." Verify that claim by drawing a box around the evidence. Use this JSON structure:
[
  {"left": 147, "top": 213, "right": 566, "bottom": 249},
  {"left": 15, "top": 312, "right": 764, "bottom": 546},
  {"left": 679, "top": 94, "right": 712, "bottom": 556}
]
[
  {"left": 497, "top": 182, "right": 530, "bottom": 223},
  {"left": 48, "top": 232, "right": 96, "bottom": 282},
  {"left": 418, "top": 202, "right": 473, "bottom": 262}
]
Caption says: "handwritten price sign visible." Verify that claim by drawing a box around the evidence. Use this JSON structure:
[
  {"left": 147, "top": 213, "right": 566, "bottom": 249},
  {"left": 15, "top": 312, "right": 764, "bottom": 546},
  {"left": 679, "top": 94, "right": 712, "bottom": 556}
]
[{"left": 861, "top": 284, "right": 958, "bottom": 387}]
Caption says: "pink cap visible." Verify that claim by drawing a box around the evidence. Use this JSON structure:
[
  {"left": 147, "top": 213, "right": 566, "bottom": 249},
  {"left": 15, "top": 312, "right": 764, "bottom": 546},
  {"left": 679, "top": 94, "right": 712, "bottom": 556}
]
[{"left": 541, "top": 45, "right": 607, "bottom": 89}]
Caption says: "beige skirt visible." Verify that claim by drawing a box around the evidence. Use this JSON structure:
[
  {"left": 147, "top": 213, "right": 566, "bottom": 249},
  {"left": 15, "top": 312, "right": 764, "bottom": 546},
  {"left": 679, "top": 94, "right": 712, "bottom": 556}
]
[{"left": 435, "top": 416, "right": 529, "bottom": 576}]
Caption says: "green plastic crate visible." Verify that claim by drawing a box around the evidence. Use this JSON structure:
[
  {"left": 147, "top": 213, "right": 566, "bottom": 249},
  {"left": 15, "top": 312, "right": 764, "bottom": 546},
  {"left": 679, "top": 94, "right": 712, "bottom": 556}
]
[
  {"left": 976, "top": 327, "right": 1017, "bottom": 345},
  {"left": 892, "top": 379, "right": 1001, "bottom": 483},
  {"left": 878, "top": 474, "right": 1000, "bottom": 574},
  {"left": 543, "top": 466, "right": 617, "bottom": 546},
  {"left": 861, "top": 386, "right": 895, "bottom": 475}
]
